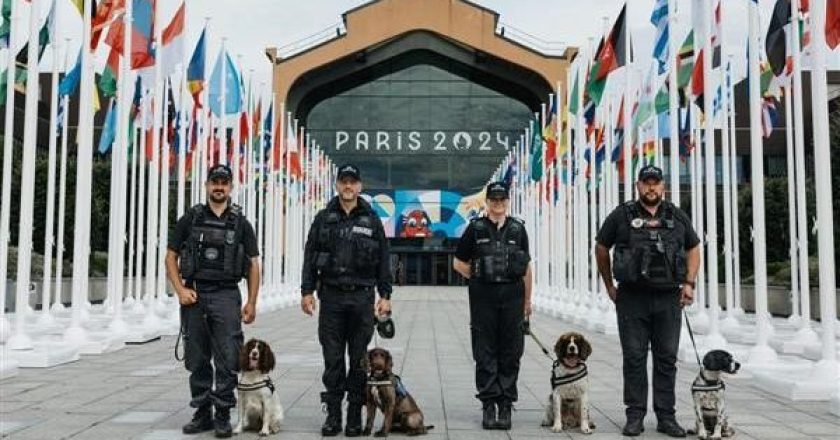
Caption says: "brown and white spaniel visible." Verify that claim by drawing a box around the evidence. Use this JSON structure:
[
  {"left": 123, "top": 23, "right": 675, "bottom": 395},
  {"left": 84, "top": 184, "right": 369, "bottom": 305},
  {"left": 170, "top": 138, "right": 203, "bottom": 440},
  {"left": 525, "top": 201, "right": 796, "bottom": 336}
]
[
  {"left": 234, "top": 338, "right": 284, "bottom": 436},
  {"left": 541, "top": 332, "right": 594, "bottom": 434}
]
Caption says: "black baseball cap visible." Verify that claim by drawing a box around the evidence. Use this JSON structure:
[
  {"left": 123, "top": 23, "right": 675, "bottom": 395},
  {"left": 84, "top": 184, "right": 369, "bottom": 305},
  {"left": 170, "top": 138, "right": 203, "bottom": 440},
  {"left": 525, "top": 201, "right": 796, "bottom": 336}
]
[
  {"left": 485, "top": 181, "right": 510, "bottom": 199},
  {"left": 336, "top": 163, "right": 361, "bottom": 181},
  {"left": 637, "top": 165, "right": 664, "bottom": 182},
  {"left": 207, "top": 164, "right": 233, "bottom": 182}
]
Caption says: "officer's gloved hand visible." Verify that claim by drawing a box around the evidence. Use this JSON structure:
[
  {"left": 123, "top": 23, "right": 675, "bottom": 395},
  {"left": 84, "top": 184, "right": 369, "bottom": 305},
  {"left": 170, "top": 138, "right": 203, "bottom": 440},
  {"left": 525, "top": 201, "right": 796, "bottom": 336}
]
[
  {"left": 376, "top": 313, "right": 395, "bottom": 339},
  {"left": 520, "top": 319, "right": 531, "bottom": 335}
]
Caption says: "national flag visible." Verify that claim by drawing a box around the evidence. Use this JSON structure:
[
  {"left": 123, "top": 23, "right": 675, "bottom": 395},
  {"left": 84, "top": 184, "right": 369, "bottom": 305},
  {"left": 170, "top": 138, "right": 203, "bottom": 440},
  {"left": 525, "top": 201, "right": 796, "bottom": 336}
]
[
  {"left": 711, "top": 0, "right": 722, "bottom": 68},
  {"left": 691, "top": 49, "right": 704, "bottom": 101},
  {"left": 99, "top": 47, "right": 120, "bottom": 97},
  {"left": 543, "top": 97, "right": 558, "bottom": 165},
  {"left": 159, "top": 1, "right": 185, "bottom": 77},
  {"left": 677, "top": 31, "right": 695, "bottom": 91},
  {"left": 286, "top": 118, "right": 302, "bottom": 178},
  {"left": 208, "top": 49, "right": 242, "bottom": 115},
  {"left": 530, "top": 118, "right": 543, "bottom": 181},
  {"left": 594, "top": 4, "right": 629, "bottom": 81},
  {"left": 91, "top": 0, "right": 125, "bottom": 51},
  {"left": 828, "top": 0, "right": 840, "bottom": 49},
  {"left": 131, "top": 0, "right": 156, "bottom": 70},
  {"left": 0, "top": 0, "right": 11, "bottom": 49},
  {"left": 70, "top": 0, "right": 83, "bottom": 14},
  {"left": 59, "top": 49, "right": 83, "bottom": 96},
  {"left": 650, "top": 0, "right": 669, "bottom": 74},
  {"left": 187, "top": 27, "right": 207, "bottom": 107},
  {"left": 766, "top": 0, "right": 793, "bottom": 75},
  {"left": 568, "top": 71, "right": 580, "bottom": 115},
  {"left": 761, "top": 97, "right": 779, "bottom": 138},
  {"left": 262, "top": 102, "right": 273, "bottom": 156},
  {"left": 98, "top": 99, "right": 118, "bottom": 153}
]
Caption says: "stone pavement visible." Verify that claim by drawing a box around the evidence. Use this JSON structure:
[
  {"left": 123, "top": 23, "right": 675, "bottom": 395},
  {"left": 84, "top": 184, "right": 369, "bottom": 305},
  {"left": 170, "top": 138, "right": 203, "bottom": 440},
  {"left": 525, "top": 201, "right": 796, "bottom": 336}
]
[{"left": 1, "top": 287, "right": 838, "bottom": 439}]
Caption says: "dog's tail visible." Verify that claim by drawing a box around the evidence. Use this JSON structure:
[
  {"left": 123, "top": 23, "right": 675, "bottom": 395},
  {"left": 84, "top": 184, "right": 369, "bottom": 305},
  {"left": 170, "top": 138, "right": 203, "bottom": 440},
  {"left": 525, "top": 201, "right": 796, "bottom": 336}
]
[{"left": 425, "top": 425, "right": 435, "bottom": 430}]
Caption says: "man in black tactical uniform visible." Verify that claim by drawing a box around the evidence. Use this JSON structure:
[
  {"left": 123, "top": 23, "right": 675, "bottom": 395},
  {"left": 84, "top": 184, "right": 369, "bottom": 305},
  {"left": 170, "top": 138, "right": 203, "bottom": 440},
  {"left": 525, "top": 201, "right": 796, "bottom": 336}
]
[
  {"left": 165, "top": 164, "right": 261, "bottom": 438},
  {"left": 300, "top": 163, "right": 392, "bottom": 437},
  {"left": 594, "top": 165, "right": 700, "bottom": 438},
  {"left": 453, "top": 181, "right": 532, "bottom": 431}
]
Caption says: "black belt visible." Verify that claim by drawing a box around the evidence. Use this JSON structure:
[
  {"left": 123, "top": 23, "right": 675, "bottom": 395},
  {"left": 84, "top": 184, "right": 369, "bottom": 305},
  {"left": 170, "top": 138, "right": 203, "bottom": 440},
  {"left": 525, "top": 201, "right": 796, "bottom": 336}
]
[{"left": 324, "top": 283, "right": 372, "bottom": 293}]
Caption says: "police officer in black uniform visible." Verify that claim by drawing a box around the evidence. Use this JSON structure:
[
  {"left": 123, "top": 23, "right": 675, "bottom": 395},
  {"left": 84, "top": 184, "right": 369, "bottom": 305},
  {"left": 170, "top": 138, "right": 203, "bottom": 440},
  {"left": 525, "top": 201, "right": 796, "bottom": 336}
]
[
  {"left": 453, "top": 181, "right": 532, "bottom": 431},
  {"left": 594, "top": 165, "right": 700, "bottom": 438},
  {"left": 165, "top": 164, "right": 261, "bottom": 438},
  {"left": 300, "top": 163, "right": 392, "bottom": 437}
]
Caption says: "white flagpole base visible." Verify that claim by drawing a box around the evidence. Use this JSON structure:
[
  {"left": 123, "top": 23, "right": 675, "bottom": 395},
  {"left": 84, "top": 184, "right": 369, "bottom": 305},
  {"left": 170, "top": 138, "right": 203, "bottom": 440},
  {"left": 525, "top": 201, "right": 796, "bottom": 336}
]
[
  {"left": 0, "top": 316, "right": 11, "bottom": 343},
  {"left": 50, "top": 301, "right": 67, "bottom": 313},
  {"left": 786, "top": 313, "right": 803, "bottom": 328},
  {"left": 831, "top": 384, "right": 840, "bottom": 416},
  {"left": 6, "top": 330, "right": 34, "bottom": 351},
  {"left": 752, "top": 360, "right": 839, "bottom": 401},
  {"left": 0, "top": 357, "right": 18, "bottom": 379},
  {"left": 2, "top": 341, "right": 79, "bottom": 368},
  {"left": 720, "top": 314, "right": 742, "bottom": 337},
  {"left": 35, "top": 309, "right": 56, "bottom": 328}
]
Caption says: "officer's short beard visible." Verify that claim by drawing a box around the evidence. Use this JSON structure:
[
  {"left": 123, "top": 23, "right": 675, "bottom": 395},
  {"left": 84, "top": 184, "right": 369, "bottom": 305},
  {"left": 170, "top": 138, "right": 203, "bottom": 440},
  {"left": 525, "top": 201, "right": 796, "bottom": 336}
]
[
  {"left": 209, "top": 191, "right": 229, "bottom": 204},
  {"left": 640, "top": 192, "right": 661, "bottom": 207}
]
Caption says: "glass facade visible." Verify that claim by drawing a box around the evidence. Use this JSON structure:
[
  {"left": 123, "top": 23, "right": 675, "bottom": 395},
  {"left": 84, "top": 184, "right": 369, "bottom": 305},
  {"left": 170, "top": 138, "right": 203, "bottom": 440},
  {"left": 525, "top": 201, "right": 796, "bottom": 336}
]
[{"left": 306, "top": 59, "right": 534, "bottom": 193}]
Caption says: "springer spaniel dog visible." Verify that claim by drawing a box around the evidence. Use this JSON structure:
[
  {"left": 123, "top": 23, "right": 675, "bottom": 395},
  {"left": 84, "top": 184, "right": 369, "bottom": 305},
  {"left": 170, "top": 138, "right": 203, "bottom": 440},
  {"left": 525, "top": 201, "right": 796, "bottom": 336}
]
[
  {"left": 234, "top": 338, "right": 284, "bottom": 436},
  {"left": 364, "top": 347, "right": 433, "bottom": 437},
  {"left": 688, "top": 349, "right": 740, "bottom": 440},
  {"left": 541, "top": 332, "right": 594, "bottom": 434}
]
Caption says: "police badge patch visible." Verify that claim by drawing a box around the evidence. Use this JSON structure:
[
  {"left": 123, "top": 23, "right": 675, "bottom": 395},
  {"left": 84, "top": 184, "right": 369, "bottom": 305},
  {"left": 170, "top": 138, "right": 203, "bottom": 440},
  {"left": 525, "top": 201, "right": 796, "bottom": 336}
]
[
  {"left": 352, "top": 226, "right": 373, "bottom": 236},
  {"left": 631, "top": 218, "right": 644, "bottom": 229}
]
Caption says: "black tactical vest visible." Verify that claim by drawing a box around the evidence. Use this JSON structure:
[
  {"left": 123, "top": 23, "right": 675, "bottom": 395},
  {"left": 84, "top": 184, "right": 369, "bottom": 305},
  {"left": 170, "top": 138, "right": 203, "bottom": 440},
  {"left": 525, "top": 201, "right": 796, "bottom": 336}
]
[
  {"left": 312, "top": 207, "right": 381, "bottom": 284},
  {"left": 179, "top": 204, "right": 248, "bottom": 283},
  {"left": 470, "top": 217, "right": 529, "bottom": 284},
  {"left": 612, "top": 201, "right": 687, "bottom": 290}
]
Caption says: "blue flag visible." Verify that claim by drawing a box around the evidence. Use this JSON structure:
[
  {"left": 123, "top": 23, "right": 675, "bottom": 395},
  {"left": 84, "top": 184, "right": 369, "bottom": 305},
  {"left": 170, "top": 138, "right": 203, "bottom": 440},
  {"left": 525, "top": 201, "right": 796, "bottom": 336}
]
[
  {"left": 98, "top": 99, "right": 117, "bottom": 153},
  {"left": 208, "top": 49, "right": 242, "bottom": 116},
  {"left": 59, "top": 49, "right": 82, "bottom": 96}
]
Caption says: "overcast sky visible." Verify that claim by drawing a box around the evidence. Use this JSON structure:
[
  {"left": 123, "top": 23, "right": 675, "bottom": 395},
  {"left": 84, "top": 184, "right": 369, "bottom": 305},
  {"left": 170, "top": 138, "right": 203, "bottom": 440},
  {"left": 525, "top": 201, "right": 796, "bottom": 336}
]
[{"left": 10, "top": 0, "right": 840, "bottom": 100}]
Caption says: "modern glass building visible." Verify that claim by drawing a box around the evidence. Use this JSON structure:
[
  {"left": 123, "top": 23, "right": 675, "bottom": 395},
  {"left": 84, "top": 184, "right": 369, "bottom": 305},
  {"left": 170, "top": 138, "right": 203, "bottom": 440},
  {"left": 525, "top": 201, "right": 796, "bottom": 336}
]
[{"left": 266, "top": 0, "right": 575, "bottom": 284}]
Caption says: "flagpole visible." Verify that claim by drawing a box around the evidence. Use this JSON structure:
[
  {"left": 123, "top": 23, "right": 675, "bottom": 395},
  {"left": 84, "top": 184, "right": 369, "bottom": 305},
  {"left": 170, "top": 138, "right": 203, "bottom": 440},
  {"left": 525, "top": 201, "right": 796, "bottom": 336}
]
[
  {"left": 219, "top": 38, "right": 227, "bottom": 166},
  {"left": 40, "top": 16, "right": 61, "bottom": 326},
  {"left": 0, "top": 0, "right": 19, "bottom": 342},
  {"left": 156, "top": 79, "right": 171, "bottom": 309},
  {"left": 720, "top": 59, "right": 739, "bottom": 333},
  {"left": 127, "top": 99, "right": 139, "bottom": 308},
  {"left": 177, "top": 67, "right": 188, "bottom": 218},
  {"left": 788, "top": 0, "right": 816, "bottom": 342},
  {"left": 134, "top": 91, "right": 148, "bottom": 310},
  {"left": 701, "top": 0, "right": 724, "bottom": 348},
  {"left": 746, "top": 0, "right": 776, "bottom": 363},
  {"left": 727, "top": 53, "right": 743, "bottom": 316},
  {"left": 144, "top": 0, "right": 165, "bottom": 328},
  {"left": 782, "top": 83, "right": 801, "bottom": 321},
  {"left": 668, "top": 0, "right": 680, "bottom": 206},
  {"left": 55, "top": 91, "right": 70, "bottom": 312},
  {"left": 622, "top": 16, "right": 632, "bottom": 202},
  {"left": 65, "top": 0, "right": 96, "bottom": 344},
  {"left": 807, "top": 0, "right": 837, "bottom": 377}
]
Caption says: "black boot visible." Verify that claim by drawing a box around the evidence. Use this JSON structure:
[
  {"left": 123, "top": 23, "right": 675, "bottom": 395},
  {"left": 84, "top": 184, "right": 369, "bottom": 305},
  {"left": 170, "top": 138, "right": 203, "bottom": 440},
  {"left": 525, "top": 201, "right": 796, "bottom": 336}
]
[
  {"left": 321, "top": 400, "right": 342, "bottom": 437},
  {"left": 345, "top": 402, "right": 363, "bottom": 437},
  {"left": 182, "top": 406, "right": 213, "bottom": 434},
  {"left": 213, "top": 408, "right": 232, "bottom": 438},
  {"left": 495, "top": 401, "right": 512, "bottom": 430},
  {"left": 481, "top": 401, "right": 497, "bottom": 430}
]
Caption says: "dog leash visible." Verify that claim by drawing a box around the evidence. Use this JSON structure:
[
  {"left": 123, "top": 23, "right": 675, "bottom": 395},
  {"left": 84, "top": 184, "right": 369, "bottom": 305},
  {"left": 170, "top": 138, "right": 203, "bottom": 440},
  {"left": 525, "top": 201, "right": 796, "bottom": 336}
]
[
  {"left": 683, "top": 310, "right": 703, "bottom": 368},
  {"left": 522, "top": 319, "right": 556, "bottom": 363}
]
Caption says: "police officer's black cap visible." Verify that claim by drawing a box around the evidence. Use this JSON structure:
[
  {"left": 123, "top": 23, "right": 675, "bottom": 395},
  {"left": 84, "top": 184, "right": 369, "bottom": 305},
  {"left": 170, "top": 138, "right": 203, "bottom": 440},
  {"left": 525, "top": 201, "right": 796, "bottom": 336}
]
[
  {"left": 485, "top": 181, "right": 510, "bottom": 199},
  {"left": 637, "top": 165, "right": 664, "bottom": 182},
  {"left": 336, "top": 163, "right": 361, "bottom": 181},
  {"left": 207, "top": 164, "right": 233, "bottom": 182}
]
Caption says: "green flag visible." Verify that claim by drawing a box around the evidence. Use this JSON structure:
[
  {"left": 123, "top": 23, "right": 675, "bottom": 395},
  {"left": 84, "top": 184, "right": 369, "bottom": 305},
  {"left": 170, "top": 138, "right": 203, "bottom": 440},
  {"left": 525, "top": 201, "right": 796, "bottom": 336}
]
[
  {"left": 677, "top": 31, "right": 695, "bottom": 90},
  {"left": 530, "top": 118, "right": 543, "bottom": 181},
  {"left": 586, "top": 61, "right": 607, "bottom": 107},
  {"left": 0, "top": 0, "right": 11, "bottom": 49},
  {"left": 569, "top": 72, "right": 580, "bottom": 115}
]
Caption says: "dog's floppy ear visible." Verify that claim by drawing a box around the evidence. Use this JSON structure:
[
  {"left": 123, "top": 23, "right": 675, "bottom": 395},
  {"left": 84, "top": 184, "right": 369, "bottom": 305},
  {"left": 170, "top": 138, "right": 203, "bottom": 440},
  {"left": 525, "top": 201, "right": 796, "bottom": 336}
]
[
  {"left": 578, "top": 335, "right": 592, "bottom": 361},
  {"left": 386, "top": 350, "right": 393, "bottom": 371},
  {"left": 240, "top": 339, "right": 253, "bottom": 371},
  {"left": 554, "top": 333, "right": 567, "bottom": 356},
  {"left": 261, "top": 341, "right": 275, "bottom": 373},
  {"left": 362, "top": 349, "right": 373, "bottom": 371}
]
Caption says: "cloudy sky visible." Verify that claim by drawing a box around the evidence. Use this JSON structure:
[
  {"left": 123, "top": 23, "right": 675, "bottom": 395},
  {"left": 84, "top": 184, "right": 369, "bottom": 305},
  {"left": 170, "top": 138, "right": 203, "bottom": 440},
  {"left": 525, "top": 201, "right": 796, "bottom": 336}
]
[{"left": 11, "top": 0, "right": 840, "bottom": 98}]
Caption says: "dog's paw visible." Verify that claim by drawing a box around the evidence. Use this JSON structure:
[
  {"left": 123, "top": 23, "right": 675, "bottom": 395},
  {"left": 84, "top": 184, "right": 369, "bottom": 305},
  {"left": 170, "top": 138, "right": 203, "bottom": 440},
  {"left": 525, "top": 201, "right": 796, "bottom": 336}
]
[
  {"left": 550, "top": 424, "right": 564, "bottom": 433},
  {"left": 233, "top": 424, "right": 242, "bottom": 435},
  {"left": 540, "top": 419, "right": 551, "bottom": 427},
  {"left": 581, "top": 425, "right": 593, "bottom": 434},
  {"left": 363, "top": 428, "right": 372, "bottom": 436},
  {"left": 373, "top": 430, "right": 388, "bottom": 438},
  {"left": 258, "top": 429, "right": 269, "bottom": 437}
]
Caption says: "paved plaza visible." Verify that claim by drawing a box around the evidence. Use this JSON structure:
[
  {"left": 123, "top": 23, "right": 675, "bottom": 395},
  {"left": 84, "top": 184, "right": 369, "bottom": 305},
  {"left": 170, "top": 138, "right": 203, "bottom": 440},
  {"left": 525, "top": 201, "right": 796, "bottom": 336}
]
[{"left": 1, "top": 287, "right": 838, "bottom": 439}]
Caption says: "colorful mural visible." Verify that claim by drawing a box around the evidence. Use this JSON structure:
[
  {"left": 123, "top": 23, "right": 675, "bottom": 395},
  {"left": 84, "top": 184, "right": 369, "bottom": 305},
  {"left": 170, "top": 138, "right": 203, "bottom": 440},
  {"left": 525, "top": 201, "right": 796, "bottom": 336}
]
[{"left": 362, "top": 189, "right": 487, "bottom": 238}]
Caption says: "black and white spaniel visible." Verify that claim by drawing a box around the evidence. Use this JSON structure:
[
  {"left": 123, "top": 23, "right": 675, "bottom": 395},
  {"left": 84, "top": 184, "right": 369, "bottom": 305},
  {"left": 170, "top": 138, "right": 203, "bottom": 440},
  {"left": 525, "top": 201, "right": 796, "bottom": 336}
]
[
  {"left": 541, "top": 332, "right": 594, "bottom": 434},
  {"left": 688, "top": 349, "right": 740, "bottom": 440},
  {"left": 234, "top": 338, "right": 284, "bottom": 436}
]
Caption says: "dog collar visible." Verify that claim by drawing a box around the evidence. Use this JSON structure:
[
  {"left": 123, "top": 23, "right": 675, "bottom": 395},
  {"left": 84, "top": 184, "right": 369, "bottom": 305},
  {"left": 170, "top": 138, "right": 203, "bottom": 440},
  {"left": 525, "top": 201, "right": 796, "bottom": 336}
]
[
  {"left": 237, "top": 377, "right": 275, "bottom": 394},
  {"left": 691, "top": 371, "right": 725, "bottom": 393},
  {"left": 551, "top": 362, "right": 588, "bottom": 387},
  {"left": 367, "top": 374, "right": 409, "bottom": 398}
]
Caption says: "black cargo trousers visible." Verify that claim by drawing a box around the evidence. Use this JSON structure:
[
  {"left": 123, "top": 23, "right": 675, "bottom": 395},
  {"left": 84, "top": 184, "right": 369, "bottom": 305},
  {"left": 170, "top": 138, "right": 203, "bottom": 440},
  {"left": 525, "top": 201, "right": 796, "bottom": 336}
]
[
  {"left": 468, "top": 279, "right": 525, "bottom": 404},
  {"left": 318, "top": 285, "right": 376, "bottom": 406},
  {"left": 615, "top": 286, "right": 682, "bottom": 421},
  {"left": 180, "top": 285, "right": 243, "bottom": 413}
]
